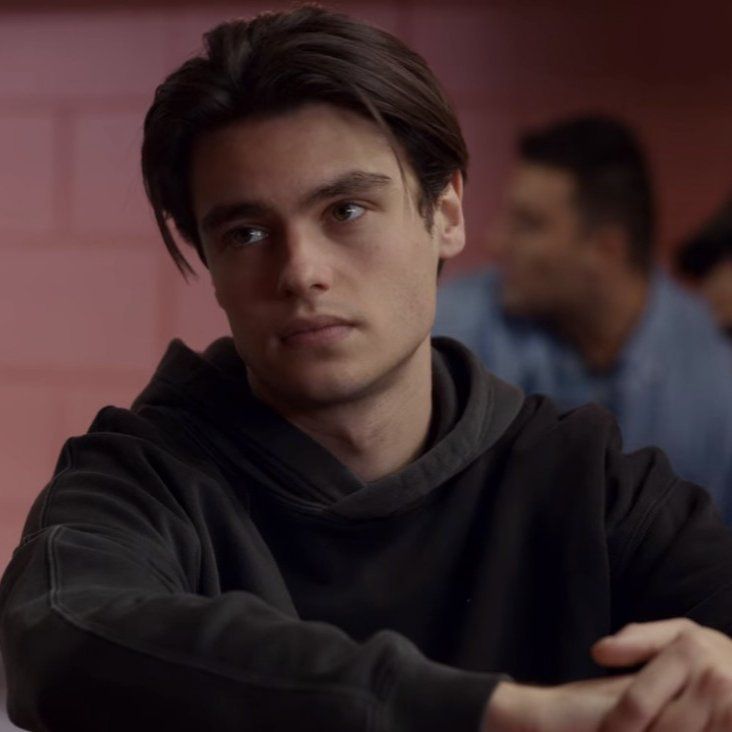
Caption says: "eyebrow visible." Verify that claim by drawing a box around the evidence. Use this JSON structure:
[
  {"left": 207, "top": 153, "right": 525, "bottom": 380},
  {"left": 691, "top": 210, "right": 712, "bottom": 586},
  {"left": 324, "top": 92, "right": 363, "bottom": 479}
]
[
  {"left": 302, "top": 170, "right": 392, "bottom": 207},
  {"left": 199, "top": 170, "right": 393, "bottom": 235},
  {"left": 200, "top": 202, "right": 268, "bottom": 235}
]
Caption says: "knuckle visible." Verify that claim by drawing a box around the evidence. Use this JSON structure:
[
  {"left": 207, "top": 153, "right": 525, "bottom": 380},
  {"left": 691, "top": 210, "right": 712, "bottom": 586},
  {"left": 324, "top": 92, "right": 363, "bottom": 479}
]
[
  {"left": 676, "top": 627, "right": 704, "bottom": 656},
  {"left": 676, "top": 617, "right": 696, "bottom": 631},
  {"left": 618, "top": 688, "right": 653, "bottom": 723},
  {"left": 677, "top": 627, "right": 697, "bottom": 645},
  {"left": 616, "top": 622, "right": 640, "bottom": 637},
  {"left": 698, "top": 666, "right": 732, "bottom": 697}
]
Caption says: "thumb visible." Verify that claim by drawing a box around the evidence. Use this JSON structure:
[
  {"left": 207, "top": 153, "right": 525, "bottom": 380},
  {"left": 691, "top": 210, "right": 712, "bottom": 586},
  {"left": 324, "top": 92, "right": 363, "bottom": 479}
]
[{"left": 591, "top": 618, "right": 693, "bottom": 668}]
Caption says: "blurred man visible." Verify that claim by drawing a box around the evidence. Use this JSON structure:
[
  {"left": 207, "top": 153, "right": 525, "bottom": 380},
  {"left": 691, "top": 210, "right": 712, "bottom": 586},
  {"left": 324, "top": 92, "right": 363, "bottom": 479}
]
[
  {"left": 435, "top": 115, "right": 732, "bottom": 521},
  {"left": 3, "top": 15, "right": 732, "bottom": 732},
  {"left": 677, "top": 196, "right": 732, "bottom": 337}
]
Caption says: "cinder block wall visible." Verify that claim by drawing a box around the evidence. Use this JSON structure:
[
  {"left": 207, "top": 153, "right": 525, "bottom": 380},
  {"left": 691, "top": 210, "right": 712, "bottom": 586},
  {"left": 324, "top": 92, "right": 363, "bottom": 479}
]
[{"left": 1, "top": 1, "right": 731, "bottom": 572}]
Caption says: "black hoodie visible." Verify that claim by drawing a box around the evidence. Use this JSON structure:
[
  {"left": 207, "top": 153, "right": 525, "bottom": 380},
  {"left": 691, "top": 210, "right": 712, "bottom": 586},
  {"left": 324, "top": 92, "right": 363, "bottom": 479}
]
[{"left": 1, "top": 337, "right": 731, "bottom": 732}]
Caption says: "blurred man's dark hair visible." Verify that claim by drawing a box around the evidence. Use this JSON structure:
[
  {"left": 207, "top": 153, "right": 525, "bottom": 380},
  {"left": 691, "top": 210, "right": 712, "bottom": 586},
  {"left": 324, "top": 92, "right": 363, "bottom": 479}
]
[
  {"left": 141, "top": 5, "right": 468, "bottom": 277},
  {"left": 519, "top": 115, "right": 655, "bottom": 273},
  {"left": 676, "top": 197, "right": 732, "bottom": 280}
]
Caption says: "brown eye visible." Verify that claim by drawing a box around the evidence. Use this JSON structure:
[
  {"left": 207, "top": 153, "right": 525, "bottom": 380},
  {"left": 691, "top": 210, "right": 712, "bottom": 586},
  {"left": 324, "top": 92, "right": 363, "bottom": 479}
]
[
  {"left": 223, "top": 226, "right": 268, "bottom": 249},
  {"left": 331, "top": 202, "right": 365, "bottom": 223}
]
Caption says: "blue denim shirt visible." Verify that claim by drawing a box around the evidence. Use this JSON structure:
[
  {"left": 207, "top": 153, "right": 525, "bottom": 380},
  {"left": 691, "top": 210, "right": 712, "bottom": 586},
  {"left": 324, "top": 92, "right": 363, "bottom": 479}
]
[{"left": 434, "top": 269, "right": 732, "bottom": 523}]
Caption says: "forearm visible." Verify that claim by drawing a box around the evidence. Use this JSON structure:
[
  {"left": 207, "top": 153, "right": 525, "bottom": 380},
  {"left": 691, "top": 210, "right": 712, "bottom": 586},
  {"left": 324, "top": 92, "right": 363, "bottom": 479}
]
[{"left": 1, "top": 526, "right": 499, "bottom": 732}]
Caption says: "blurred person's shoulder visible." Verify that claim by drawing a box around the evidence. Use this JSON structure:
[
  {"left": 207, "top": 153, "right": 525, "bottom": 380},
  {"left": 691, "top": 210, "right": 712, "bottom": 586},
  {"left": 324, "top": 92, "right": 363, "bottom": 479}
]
[
  {"left": 437, "top": 266, "right": 500, "bottom": 307},
  {"left": 657, "top": 272, "right": 732, "bottom": 364},
  {"left": 498, "top": 393, "right": 689, "bottom": 536},
  {"left": 434, "top": 267, "right": 502, "bottom": 339}
]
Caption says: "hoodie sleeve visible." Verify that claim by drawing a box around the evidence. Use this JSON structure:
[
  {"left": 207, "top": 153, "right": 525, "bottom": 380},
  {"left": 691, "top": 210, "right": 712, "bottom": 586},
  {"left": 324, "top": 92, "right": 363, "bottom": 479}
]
[
  {"left": 605, "top": 441, "right": 732, "bottom": 635},
  {"left": 0, "top": 432, "right": 499, "bottom": 732}
]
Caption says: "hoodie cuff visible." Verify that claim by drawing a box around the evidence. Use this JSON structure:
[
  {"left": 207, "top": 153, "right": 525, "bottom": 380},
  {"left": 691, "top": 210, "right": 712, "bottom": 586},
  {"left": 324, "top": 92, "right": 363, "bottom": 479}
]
[{"left": 381, "top": 649, "right": 508, "bottom": 732}]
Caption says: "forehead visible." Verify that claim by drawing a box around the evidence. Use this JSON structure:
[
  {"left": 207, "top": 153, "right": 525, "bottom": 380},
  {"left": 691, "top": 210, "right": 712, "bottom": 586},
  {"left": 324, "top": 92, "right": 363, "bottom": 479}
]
[
  {"left": 190, "top": 103, "right": 409, "bottom": 209},
  {"left": 508, "top": 163, "right": 577, "bottom": 213}
]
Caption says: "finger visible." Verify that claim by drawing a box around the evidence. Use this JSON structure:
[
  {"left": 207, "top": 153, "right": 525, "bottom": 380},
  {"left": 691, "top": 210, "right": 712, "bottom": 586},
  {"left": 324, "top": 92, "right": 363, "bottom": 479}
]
[
  {"left": 600, "top": 647, "right": 690, "bottom": 732},
  {"left": 550, "top": 675, "right": 636, "bottom": 730},
  {"left": 646, "top": 684, "right": 710, "bottom": 732},
  {"left": 702, "top": 667, "right": 732, "bottom": 732},
  {"left": 707, "top": 695, "right": 732, "bottom": 732},
  {"left": 593, "top": 619, "right": 697, "bottom": 668}
]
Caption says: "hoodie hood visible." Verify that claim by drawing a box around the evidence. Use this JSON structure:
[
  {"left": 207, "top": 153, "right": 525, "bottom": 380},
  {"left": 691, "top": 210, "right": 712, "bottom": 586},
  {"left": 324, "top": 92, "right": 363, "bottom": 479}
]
[{"left": 132, "top": 336, "right": 524, "bottom": 520}]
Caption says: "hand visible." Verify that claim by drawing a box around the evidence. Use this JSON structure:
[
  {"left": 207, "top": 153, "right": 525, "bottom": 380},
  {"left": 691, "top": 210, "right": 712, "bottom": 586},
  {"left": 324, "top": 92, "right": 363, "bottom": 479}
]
[
  {"left": 592, "top": 618, "right": 732, "bottom": 731},
  {"left": 483, "top": 675, "right": 633, "bottom": 732}
]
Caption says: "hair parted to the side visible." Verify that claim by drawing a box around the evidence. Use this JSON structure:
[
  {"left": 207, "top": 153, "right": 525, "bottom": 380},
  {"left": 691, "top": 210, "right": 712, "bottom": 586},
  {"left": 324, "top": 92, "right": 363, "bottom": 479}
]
[
  {"left": 519, "top": 115, "right": 655, "bottom": 274},
  {"left": 141, "top": 5, "right": 468, "bottom": 277}
]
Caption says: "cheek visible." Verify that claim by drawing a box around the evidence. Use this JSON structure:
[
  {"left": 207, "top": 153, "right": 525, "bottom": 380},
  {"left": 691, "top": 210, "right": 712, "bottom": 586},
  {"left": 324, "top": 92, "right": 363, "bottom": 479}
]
[
  {"left": 213, "top": 281, "right": 227, "bottom": 310},
  {"left": 211, "top": 262, "right": 266, "bottom": 314},
  {"left": 534, "top": 237, "right": 573, "bottom": 277},
  {"left": 212, "top": 278, "right": 239, "bottom": 314},
  {"left": 382, "top": 248, "right": 438, "bottom": 327},
  {"left": 515, "top": 240, "right": 554, "bottom": 277},
  {"left": 510, "top": 233, "right": 549, "bottom": 269},
  {"left": 212, "top": 280, "right": 266, "bottom": 341}
]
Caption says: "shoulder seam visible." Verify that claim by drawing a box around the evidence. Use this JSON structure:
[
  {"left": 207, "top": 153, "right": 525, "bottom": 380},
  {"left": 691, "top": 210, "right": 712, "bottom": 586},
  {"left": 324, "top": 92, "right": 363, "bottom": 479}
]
[{"left": 37, "top": 440, "right": 76, "bottom": 529}]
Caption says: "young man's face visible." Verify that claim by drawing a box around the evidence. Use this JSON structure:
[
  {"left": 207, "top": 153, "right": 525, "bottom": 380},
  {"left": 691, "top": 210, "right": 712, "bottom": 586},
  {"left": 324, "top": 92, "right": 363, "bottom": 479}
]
[
  {"left": 191, "top": 103, "right": 464, "bottom": 411},
  {"left": 494, "top": 162, "right": 595, "bottom": 319}
]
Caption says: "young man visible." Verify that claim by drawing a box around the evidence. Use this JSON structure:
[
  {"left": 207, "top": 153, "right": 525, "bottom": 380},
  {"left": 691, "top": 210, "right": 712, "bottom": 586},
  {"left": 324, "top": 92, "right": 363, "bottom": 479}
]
[
  {"left": 677, "top": 196, "right": 732, "bottom": 338},
  {"left": 2, "top": 8, "right": 732, "bottom": 732},
  {"left": 435, "top": 116, "right": 732, "bottom": 523}
]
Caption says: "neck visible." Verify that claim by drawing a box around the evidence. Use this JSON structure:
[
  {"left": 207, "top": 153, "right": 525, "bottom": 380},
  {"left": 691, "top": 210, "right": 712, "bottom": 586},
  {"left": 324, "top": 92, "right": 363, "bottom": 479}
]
[
  {"left": 557, "top": 269, "right": 649, "bottom": 372},
  {"left": 254, "top": 339, "right": 434, "bottom": 482}
]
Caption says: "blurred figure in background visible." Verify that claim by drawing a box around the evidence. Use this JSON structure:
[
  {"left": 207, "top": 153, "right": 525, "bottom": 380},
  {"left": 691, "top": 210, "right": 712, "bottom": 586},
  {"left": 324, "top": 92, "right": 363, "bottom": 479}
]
[
  {"left": 435, "top": 115, "right": 732, "bottom": 521},
  {"left": 676, "top": 196, "right": 732, "bottom": 338}
]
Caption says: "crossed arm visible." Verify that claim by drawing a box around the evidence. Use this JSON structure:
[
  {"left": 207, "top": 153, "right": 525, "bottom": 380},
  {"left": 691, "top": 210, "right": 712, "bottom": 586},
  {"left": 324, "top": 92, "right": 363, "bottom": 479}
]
[
  {"left": 4, "top": 428, "right": 732, "bottom": 731},
  {"left": 484, "top": 618, "right": 732, "bottom": 732}
]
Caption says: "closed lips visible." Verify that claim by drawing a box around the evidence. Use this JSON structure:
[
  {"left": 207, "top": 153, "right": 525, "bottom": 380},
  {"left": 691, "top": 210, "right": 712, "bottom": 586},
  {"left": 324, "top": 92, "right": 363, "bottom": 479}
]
[{"left": 280, "top": 317, "right": 353, "bottom": 339}]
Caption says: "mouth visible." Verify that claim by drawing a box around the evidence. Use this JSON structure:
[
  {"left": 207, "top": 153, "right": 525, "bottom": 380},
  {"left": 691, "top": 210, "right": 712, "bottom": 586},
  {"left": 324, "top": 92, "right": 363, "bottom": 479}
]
[{"left": 279, "top": 315, "right": 355, "bottom": 347}]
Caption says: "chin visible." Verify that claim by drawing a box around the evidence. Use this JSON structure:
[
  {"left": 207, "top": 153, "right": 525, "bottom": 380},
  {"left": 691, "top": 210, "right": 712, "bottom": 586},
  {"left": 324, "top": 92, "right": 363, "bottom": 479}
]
[{"left": 264, "top": 362, "right": 376, "bottom": 409}]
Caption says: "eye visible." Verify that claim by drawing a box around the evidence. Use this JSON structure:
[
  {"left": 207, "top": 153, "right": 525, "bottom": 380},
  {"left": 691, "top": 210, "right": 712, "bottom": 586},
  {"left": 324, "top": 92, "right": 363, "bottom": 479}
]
[
  {"left": 511, "top": 210, "right": 543, "bottom": 235},
  {"left": 331, "top": 202, "right": 366, "bottom": 223},
  {"left": 222, "top": 226, "right": 268, "bottom": 249}
]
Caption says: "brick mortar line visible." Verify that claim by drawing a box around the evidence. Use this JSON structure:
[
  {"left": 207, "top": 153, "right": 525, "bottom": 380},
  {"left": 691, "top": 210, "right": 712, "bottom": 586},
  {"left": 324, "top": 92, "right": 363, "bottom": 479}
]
[{"left": 0, "top": 365, "right": 150, "bottom": 388}]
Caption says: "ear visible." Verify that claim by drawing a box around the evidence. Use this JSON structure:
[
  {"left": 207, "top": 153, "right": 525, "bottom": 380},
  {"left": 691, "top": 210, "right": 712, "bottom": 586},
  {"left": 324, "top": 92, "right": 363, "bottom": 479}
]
[{"left": 434, "top": 170, "right": 466, "bottom": 261}]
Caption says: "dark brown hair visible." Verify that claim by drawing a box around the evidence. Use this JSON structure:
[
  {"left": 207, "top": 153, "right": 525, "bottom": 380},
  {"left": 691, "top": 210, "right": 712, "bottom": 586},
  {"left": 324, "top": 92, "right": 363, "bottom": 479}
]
[
  {"left": 519, "top": 115, "right": 655, "bottom": 273},
  {"left": 142, "top": 5, "right": 468, "bottom": 276},
  {"left": 677, "top": 197, "right": 732, "bottom": 280}
]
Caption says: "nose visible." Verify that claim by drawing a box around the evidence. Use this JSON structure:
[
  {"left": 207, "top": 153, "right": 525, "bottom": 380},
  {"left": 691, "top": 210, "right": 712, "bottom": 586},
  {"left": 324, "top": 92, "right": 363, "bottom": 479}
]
[{"left": 275, "top": 226, "right": 333, "bottom": 299}]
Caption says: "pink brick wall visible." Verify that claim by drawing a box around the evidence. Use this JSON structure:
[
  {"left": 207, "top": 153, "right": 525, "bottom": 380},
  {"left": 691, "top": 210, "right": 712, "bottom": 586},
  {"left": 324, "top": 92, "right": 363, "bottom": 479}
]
[{"left": 1, "top": 0, "right": 731, "bottom": 575}]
